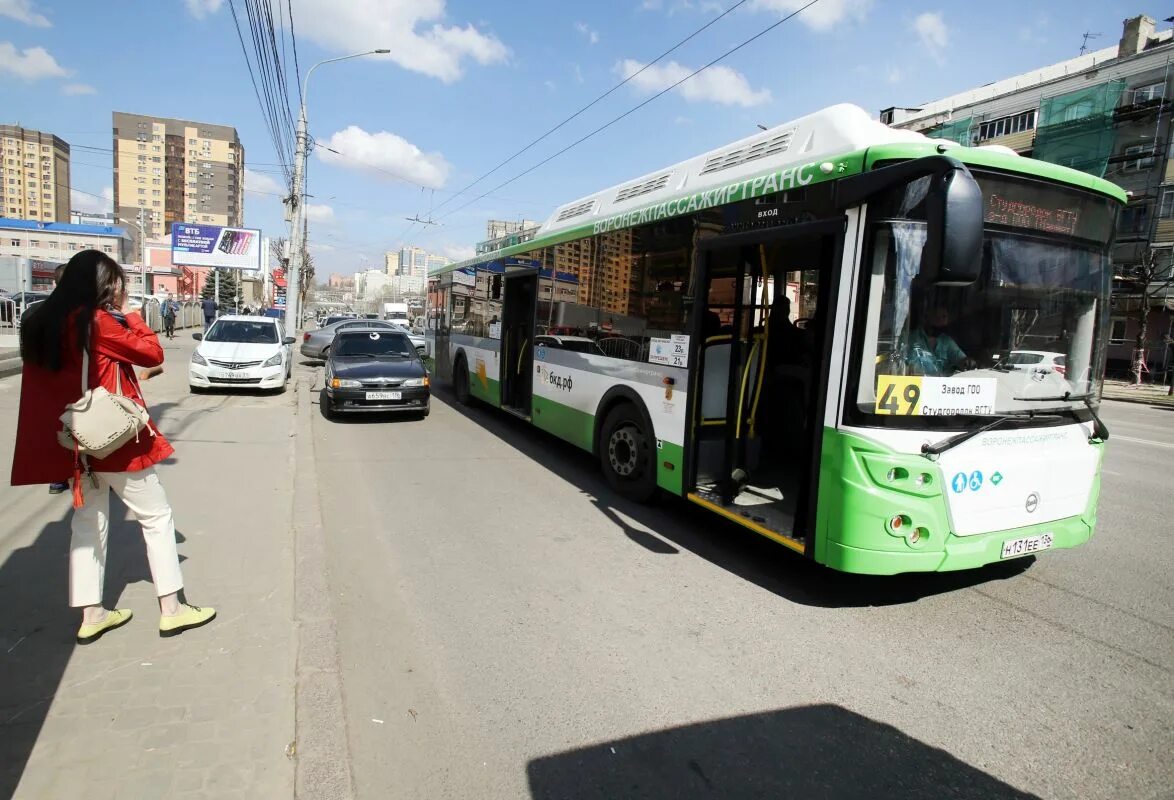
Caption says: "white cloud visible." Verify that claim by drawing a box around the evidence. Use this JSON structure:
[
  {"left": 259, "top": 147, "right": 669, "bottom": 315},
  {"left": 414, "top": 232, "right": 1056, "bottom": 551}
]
[
  {"left": 0, "top": 0, "right": 50, "bottom": 26},
  {"left": 914, "top": 11, "right": 948, "bottom": 60},
  {"left": 574, "top": 21, "right": 599, "bottom": 45},
  {"left": 0, "top": 42, "right": 69, "bottom": 80},
  {"left": 572, "top": 63, "right": 584, "bottom": 84},
  {"left": 184, "top": 0, "right": 224, "bottom": 18},
  {"left": 544, "top": 79, "right": 556, "bottom": 92},
  {"left": 305, "top": 203, "right": 335, "bottom": 223},
  {"left": 317, "top": 125, "right": 451, "bottom": 189},
  {"left": 885, "top": 65, "right": 902, "bottom": 84},
  {"left": 615, "top": 59, "right": 770, "bottom": 107},
  {"left": 288, "top": 0, "right": 508, "bottom": 83},
  {"left": 640, "top": 0, "right": 663, "bottom": 8},
  {"left": 61, "top": 82, "right": 95, "bottom": 95},
  {"left": 674, "top": 115, "right": 693, "bottom": 125},
  {"left": 244, "top": 168, "right": 283, "bottom": 195},
  {"left": 437, "top": 243, "right": 475, "bottom": 262},
  {"left": 71, "top": 186, "right": 113, "bottom": 215},
  {"left": 747, "top": 0, "right": 872, "bottom": 31}
]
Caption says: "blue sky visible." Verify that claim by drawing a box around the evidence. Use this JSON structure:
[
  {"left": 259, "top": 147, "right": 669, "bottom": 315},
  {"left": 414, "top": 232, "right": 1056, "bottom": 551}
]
[{"left": 0, "top": 0, "right": 1149, "bottom": 278}]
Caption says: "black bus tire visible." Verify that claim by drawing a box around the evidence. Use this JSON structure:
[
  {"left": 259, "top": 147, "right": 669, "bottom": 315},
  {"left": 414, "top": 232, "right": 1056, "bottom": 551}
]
[
  {"left": 599, "top": 403, "right": 657, "bottom": 503},
  {"left": 454, "top": 355, "right": 473, "bottom": 406}
]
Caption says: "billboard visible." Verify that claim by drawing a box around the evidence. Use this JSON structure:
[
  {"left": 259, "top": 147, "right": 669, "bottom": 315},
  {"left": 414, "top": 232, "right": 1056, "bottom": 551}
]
[{"left": 170, "top": 223, "right": 262, "bottom": 271}]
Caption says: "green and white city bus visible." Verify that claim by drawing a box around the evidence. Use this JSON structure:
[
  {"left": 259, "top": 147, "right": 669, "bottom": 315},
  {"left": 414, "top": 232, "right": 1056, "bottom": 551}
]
[{"left": 426, "top": 104, "right": 1123, "bottom": 575}]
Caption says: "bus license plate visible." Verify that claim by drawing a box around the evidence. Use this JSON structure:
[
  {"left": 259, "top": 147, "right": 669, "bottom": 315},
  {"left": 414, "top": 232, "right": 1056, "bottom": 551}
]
[
  {"left": 366, "top": 391, "right": 401, "bottom": 401},
  {"left": 1000, "top": 533, "right": 1054, "bottom": 559}
]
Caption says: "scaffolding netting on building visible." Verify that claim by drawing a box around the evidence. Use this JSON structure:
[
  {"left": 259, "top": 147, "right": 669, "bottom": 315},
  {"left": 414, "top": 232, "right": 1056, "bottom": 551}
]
[
  {"left": 1033, "top": 80, "right": 1127, "bottom": 178},
  {"left": 925, "top": 117, "right": 975, "bottom": 145}
]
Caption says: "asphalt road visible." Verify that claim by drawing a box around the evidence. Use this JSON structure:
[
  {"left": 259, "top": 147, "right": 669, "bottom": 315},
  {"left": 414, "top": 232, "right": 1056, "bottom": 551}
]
[{"left": 310, "top": 380, "right": 1173, "bottom": 800}]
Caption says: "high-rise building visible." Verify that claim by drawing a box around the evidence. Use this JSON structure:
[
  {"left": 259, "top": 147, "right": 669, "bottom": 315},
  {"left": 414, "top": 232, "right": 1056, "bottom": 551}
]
[
  {"left": 112, "top": 112, "right": 244, "bottom": 261},
  {"left": 0, "top": 125, "right": 71, "bottom": 222},
  {"left": 384, "top": 251, "right": 400, "bottom": 276},
  {"left": 880, "top": 13, "right": 1174, "bottom": 376},
  {"left": 486, "top": 219, "right": 539, "bottom": 241}
]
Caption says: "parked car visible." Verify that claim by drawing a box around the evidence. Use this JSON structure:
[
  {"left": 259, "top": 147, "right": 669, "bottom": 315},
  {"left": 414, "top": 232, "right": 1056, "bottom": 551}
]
[
  {"left": 994, "top": 350, "right": 1067, "bottom": 377},
  {"left": 301, "top": 318, "right": 424, "bottom": 359},
  {"left": 189, "top": 315, "right": 294, "bottom": 393},
  {"left": 323, "top": 314, "right": 356, "bottom": 327},
  {"left": 323, "top": 328, "right": 430, "bottom": 419},
  {"left": 535, "top": 334, "right": 605, "bottom": 355}
]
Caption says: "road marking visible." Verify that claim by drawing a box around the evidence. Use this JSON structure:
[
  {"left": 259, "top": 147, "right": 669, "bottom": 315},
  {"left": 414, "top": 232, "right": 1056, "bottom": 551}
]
[{"left": 1112, "top": 435, "right": 1174, "bottom": 449}]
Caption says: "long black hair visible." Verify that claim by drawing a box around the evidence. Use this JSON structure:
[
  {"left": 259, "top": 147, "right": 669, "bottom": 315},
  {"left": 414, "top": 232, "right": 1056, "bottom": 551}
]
[{"left": 20, "top": 249, "right": 126, "bottom": 370}]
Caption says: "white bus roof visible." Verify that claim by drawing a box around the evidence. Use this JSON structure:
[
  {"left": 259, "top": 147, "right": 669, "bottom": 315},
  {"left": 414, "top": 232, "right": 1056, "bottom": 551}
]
[{"left": 536, "top": 104, "right": 932, "bottom": 238}]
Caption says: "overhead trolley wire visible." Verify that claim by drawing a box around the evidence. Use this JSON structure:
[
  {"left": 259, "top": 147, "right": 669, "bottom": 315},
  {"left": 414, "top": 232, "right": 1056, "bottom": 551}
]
[
  {"left": 432, "top": 0, "right": 825, "bottom": 227},
  {"left": 430, "top": 0, "right": 753, "bottom": 216}
]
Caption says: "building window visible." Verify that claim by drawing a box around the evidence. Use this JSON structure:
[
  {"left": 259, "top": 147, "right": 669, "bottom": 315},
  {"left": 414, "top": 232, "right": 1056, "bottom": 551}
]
[
  {"left": 1118, "top": 203, "right": 1150, "bottom": 234},
  {"left": 102, "top": 245, "right": 113, "bottom": 253},
  {"left": 1123, "top": 144, "right": 1156, "bottom": 171},
  {"left": 1063, "top": 101, "right": 1095, "bottom": 123},
  {"left": 1109, "top": 318, "right": 1128, "bottom": 344},
  {"left": 8, "top": 238, "right": 19, "bottom": 246},
  {"left": 1160, "top": 190, "right": 1174, "bottom": 219},
  {"left": 978, "top": 109, "right": 1037, "bottom": 141},
  {"left": 29, "top": 239, "right": 39, "bottom": 247},
  {"left": 189, "top": 138, "right": 196, "bottom": 145},
  {"left": 1129, "top": 83, "right": 1165, "bottom": 104}
]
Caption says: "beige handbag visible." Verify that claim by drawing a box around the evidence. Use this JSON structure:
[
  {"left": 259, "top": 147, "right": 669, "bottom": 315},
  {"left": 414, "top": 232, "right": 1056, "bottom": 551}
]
[{"left": 57, "top": 347, "right": 153, "bottom": 460}]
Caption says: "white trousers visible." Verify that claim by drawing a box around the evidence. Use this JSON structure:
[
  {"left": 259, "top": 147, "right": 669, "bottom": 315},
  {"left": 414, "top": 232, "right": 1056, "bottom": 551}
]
[{"left": 69, "top": 467, "right": 184, "bottom": 608}]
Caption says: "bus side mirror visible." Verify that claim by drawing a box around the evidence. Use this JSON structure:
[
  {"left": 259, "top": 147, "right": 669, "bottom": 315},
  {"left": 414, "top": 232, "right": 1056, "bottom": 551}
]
[
  {"left": 923, "top": 168, "right": 983, "bottom": 285},
  {"left": 837, "top": 155, "right": 983, "bottom": 285}
]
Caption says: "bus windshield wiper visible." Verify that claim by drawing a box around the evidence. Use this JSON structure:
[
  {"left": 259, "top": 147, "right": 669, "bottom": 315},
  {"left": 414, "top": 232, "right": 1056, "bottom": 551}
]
[
  {"left": 1011, "top": 391, "right": 1108, "bottom": 442},
  {"left": 921, "top": 411, "right": 1061, "bottom": 458}
]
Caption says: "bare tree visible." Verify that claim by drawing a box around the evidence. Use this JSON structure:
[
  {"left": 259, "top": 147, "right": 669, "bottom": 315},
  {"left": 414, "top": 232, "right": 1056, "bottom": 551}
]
[{"left": 1122, "top": 248, "right": 1174, "bottom": 385}]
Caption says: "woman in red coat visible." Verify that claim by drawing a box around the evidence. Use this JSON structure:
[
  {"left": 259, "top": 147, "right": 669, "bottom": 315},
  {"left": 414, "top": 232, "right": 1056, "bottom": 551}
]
[{"left": 11, "top": 250, "right": 215, "bottom": 643}]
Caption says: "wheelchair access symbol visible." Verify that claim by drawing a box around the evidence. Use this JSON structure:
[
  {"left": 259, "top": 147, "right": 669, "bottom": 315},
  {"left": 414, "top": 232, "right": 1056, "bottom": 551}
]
[{"left": 951, "top": 471, "right": 984, "bottom": 494}]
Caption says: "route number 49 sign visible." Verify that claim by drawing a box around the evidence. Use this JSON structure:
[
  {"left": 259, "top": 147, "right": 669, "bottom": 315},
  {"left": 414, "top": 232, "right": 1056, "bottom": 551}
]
[{"left": 876, "top": 375, "right": 997, "bottom": 416}]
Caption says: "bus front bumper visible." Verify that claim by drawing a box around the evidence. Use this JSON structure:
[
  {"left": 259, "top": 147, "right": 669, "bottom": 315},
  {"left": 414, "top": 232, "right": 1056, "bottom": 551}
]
[{"left": 822, "top": 514, "right": 1094, "bottom": 575}]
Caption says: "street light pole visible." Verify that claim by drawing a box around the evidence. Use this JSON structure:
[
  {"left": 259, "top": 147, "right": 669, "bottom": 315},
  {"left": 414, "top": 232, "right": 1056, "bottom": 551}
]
[{"left": 286, "top": 48, "right": 388, "bottom": 339}]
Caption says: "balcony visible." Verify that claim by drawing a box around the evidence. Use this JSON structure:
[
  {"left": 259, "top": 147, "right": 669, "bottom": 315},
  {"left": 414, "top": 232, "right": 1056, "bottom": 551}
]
[{"left": 1113, "top": 97, "right": 1170, "bottom": 123}]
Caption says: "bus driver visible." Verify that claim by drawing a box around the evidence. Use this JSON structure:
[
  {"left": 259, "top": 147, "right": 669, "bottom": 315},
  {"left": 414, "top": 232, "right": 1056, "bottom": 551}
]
[{"left": 905, "top": 305, "right": 977, "bottom": 376}]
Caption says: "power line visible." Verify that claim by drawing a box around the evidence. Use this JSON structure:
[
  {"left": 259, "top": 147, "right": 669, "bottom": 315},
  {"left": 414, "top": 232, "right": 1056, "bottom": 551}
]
[
  {"left": 431, "top": 0, "right": 752, "bottom": 216},
  {"left": 434, "top": 0, "right": 824, "bottom": 226}
]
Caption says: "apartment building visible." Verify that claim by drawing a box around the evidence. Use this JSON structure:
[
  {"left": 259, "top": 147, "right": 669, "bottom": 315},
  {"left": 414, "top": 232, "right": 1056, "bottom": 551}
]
[
  {"left": 881, "top": 14, "right": 1174, "bottom": 376},
  {"left": 388, "top": 245, "right": 451, "bottom": 279},
  {"left": 0, "top": 219, "right": 128, "bottom": 266},
  {"left": 0, "top": 125, "right": 71, "bottom": 223},
  {"left": 112, "top": 112, "right": 244, "bottom": 261}
]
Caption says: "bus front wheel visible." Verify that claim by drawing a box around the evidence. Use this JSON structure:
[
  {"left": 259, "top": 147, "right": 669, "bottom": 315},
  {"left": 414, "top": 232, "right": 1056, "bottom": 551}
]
[
  {"left": 454, "top": 357, "right": 473, "bottom": 406},
  {"left": 599, "top": 403, "right": 657, "bottom": 503}
]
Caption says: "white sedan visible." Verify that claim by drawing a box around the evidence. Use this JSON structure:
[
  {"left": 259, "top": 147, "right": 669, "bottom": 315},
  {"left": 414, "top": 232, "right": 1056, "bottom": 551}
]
[{"left": 189, "top": 315, "right": 294, "bottom": 393}]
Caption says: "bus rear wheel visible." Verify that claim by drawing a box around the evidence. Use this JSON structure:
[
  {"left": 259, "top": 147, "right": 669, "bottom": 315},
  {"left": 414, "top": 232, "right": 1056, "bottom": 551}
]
[
  {"left": 454, "top": 356, "right": 473, "bottom": 406},
  {"left": 599, "top": 403, "right": 657, "bottom": 503}
]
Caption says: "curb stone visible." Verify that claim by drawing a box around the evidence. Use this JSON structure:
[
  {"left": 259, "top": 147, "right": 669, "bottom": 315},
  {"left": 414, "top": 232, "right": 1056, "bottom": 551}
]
[{"left": 293, "top": 374, "right": 356, "bottom": 800}]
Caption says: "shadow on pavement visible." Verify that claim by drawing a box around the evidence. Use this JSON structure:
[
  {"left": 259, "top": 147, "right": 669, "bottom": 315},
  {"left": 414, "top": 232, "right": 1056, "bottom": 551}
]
[
  {"left": 434, "top": 387, "right": 1035, "bottom": 608},
  {"left": 526, "top": 704, "right": 1040, "bottom": 800},
  {"left": 0, "top": 492, "right": 186, "bottom": 797}
]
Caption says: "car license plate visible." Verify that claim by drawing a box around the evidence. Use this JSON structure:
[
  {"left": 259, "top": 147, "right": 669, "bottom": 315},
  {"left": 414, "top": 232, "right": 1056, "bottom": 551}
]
[
  {"left": 366, "top": 391, "right": 401, "bottom": 400},
  {"left": 1000, "top": 533, "right": 1054, "bottom": 559},
  {"left": 215, "top": 370, "right": 247, "bottom": 380}
]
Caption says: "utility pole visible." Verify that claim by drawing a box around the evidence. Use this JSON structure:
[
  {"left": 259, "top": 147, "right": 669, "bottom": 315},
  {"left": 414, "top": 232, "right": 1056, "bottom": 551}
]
[
  {"left": 286, "top": 111, "right": 308, "bottom": 340},
  {"left": 287, "top": 48, "right": 388, "bottom": 340}
]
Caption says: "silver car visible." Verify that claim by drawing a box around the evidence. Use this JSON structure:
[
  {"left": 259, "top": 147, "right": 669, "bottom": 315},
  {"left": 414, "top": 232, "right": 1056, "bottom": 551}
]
[{"left": 300, "top": 319, "right": 425, "bottom": 359}]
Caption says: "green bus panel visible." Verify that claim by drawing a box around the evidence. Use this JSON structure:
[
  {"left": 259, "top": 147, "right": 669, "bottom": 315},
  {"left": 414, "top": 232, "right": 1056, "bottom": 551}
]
[{"left": 814, "top": 427, "right": 1102, "bottom": 575}]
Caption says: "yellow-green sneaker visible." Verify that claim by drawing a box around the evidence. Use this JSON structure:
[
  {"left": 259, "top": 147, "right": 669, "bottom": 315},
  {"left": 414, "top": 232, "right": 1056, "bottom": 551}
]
[
  {"left": 159, "top": 603, "right": 216, "bottom": 638},
  {"left": 76, "top": 608, "right": 133, "bottom": 644}
]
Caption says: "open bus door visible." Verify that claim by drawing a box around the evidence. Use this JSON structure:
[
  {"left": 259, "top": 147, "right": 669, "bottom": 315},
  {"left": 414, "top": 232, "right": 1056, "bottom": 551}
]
[
  {"left": 687, "top": 220, "right": 842, "bottom": 554},
  {"left": 501, "top": 270, "right": 538, "bottom": 417}
]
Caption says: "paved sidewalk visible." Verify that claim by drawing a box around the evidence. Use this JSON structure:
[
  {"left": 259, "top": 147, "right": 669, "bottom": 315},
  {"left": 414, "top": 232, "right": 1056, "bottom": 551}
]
[
  {"left": 0, "top": 335, "right": 297, "bottom": 798},
  {"left": 1103, "top": 379, "right": 1174, "bottom": 407}
]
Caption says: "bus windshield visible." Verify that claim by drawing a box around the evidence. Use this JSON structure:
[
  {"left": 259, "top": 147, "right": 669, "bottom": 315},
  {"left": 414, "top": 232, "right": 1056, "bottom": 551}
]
[{"left": 851, "top": 173, "right": 1117, "bottom": 425}]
